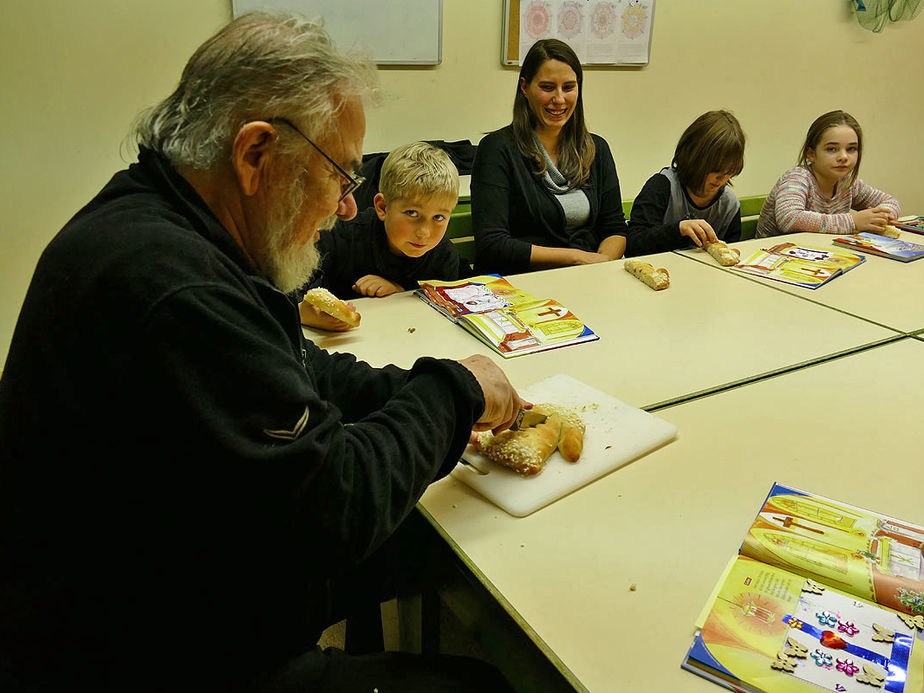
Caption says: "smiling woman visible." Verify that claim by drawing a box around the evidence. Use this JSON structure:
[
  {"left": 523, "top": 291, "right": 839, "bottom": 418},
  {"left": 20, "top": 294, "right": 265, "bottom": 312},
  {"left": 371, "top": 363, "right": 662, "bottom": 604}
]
[{"left": 470, "top": 38, "right": 628, "bottom": 275}]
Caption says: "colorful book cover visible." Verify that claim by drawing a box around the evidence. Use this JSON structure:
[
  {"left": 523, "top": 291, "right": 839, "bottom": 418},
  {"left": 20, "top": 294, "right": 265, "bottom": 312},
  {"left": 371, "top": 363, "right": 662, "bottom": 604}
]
[
  {"left": 683, "top": 484, "right": 924, "bottom": 692},
  {"left": 833, "top": 233, "right": 924, "bottom": 263},
  {"left": 891, "top": 217, "right": 924, "bottom": 236},
  {"left": 734, "top": 243, "right": 865, "bottom": 289},
  {"left": 416, "top": 275, "right": 598, "bottom": 358}
]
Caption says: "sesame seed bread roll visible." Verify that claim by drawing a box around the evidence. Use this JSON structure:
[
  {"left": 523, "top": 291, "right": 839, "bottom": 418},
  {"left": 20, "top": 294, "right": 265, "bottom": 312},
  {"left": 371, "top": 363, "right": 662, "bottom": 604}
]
[
  {"left": 301, "top": 288, "right": 361, "bottom": 327},
  {"left": 473, "top": 405, "right": 585, "bottom": 475},
  {"left": 557, "top": 419, "right": 583, "bottom": 463},
  {"left": 624, "top": 259, "right": 670, "bottom": 291},
  {"left": 535, "top": 404, "right": 585, "bottom": 463},
  {"left": 702, "top": 240, "right": 740, "bottom": 266},
  {"left": 881, "top": 225, "right": 901, "bottom": 239},
  {"left": 475, "top": 416, "right": 562, "bottom": 476}
]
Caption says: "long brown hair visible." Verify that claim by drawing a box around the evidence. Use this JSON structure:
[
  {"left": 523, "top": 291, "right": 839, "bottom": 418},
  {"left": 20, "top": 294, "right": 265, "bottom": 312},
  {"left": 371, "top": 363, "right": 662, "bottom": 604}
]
[
  {"left": 672, "top": 110, "right": 745, "bottom": 193},
  {"left": 798, "top": 110, "right": 863, "bottom": 186},
  {"left": 511, "top": 39, "right": 595, "bottom": 187}
]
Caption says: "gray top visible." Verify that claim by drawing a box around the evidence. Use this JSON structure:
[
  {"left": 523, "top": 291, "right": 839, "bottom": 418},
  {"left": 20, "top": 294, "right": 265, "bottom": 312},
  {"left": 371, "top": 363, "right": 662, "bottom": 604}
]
[
  {"left": 660, "top": 167, "right": 739, "bottom": 232},
  {"left": 535, "top": 136, "right": 591, "bottom": 230}
]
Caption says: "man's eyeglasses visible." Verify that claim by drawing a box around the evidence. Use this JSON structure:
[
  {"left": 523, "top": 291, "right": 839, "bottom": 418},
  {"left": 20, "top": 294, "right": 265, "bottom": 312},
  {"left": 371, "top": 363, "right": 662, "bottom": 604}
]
[{"left": 267, "top": 117, "right": 365, "bottom": 202}]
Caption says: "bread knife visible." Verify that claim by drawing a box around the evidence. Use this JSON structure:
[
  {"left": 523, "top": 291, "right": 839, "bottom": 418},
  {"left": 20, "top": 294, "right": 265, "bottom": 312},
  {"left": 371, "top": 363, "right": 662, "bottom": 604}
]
[{"left": 509, "top": 408, "right": 548, "bottom": 431}]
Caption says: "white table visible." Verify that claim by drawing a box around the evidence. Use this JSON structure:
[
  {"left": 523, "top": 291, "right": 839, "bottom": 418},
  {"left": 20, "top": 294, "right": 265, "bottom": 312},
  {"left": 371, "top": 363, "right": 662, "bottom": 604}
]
[
  {"left": 419, "top": 337, "right": 924, "bottom": 692},
  {"left": 677, "top": 230, "right": 924, "bottom": 334},
  {"left": 311, "top": 255, "right": 899, "bottom": 410}
]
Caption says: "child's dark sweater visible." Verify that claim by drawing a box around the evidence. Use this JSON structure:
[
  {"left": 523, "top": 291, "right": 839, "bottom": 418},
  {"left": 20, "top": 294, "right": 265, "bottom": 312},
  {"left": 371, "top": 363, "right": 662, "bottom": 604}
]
[{"left": 309, "top": 208, "right": 472, "bottom": 299}]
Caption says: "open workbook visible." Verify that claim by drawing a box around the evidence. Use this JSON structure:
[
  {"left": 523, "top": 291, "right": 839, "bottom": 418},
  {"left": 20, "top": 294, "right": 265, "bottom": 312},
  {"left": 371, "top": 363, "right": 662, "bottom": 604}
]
[
  {"left": 734, "top": 243, "right": 865, "bottom": 289},
  {"left": 415, "top": 274, "right": 597, "bottom": 357},
  {"left": 891, "top": 216, "right": 924, "bottom": 236},
  {"left": 682, "top": 483, "right": 924, "bottom": 692}
]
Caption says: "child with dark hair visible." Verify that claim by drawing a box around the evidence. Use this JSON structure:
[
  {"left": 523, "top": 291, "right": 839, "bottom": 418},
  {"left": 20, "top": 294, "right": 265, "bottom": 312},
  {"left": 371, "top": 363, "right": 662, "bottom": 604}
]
[{"left": 626, "top": 110, "right": 745, "bottom": 256}]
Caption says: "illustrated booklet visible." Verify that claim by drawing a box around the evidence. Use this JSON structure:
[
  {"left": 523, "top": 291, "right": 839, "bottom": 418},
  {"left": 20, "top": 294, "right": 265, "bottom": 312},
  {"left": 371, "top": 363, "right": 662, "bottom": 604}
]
[
  {"left": 415, "top": 274, "right": 597, "bottom": 358},
  {"left": 832, "top": 233, "right": 924, "bottom": 263},
  {"left": 734, "top": 243, "right": 865, "bottom": 289},
  {"left": 682, "top": 483, "right": 924, "bottom": 692},
  {"left": 891, "top": 217, "right": 924, "bottom": 236}
]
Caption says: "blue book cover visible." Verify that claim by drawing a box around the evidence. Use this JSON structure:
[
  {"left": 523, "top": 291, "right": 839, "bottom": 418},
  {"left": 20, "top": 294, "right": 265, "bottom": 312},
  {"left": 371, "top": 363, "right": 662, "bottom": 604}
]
[{"left": 833, "top": 233, "right": 924, "bottom": 263}]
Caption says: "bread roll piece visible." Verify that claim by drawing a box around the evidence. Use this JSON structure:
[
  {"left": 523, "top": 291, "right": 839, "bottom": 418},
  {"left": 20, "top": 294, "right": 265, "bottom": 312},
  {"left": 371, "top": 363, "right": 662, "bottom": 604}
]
[
  {"left": 624, "top": 259, "right": 670, "bottom": 291},
  {"left": 881, "top": 225, "right": 901, "bottom": 239},
  {"left": 474, "top": 404, "right": 585, "bottom": 475},
  {"left": 535, "top": 404, "right": 585, "bottom": 463},
  {"left": 702, "top": 240, "right": 740, "bottom": 266},
  {"left": 301, "top": 288, "right": 361, "bottom": 327}
]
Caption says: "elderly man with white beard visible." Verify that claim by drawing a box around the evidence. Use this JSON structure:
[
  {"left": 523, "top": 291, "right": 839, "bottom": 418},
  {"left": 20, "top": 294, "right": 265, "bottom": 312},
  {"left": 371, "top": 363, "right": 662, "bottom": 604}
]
[{"left": 0, "top": 12, "right": 520, "bottom": 692}]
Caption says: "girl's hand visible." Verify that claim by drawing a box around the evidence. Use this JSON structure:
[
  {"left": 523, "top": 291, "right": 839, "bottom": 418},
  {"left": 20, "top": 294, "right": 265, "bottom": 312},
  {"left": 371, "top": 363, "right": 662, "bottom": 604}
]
[
  {"left": 353, "top": 274, "right": 404, "bottom": 297},
  {"left": 851, "top": 207, "right": 892, "bottom": 232},
  {"left": 679, "top": 219, "right": 718, "bottom": 247}
]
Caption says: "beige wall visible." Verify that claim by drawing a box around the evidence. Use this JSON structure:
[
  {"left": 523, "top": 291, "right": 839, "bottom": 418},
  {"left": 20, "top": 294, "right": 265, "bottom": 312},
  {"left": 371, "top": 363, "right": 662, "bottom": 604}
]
[{"left": 2, "top": 1, "right": 923, "bottom": 364}]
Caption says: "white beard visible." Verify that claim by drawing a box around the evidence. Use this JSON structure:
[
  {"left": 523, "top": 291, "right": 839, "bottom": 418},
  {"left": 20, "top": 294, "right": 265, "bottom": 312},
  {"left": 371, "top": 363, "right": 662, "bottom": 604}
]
[{"left": 260, "top": 173, "right": 329, "bottom": 293}]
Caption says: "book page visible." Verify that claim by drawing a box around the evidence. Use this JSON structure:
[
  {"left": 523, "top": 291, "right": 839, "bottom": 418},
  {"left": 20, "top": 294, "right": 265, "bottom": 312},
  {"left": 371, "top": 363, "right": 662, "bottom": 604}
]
[
  {"left": 735, "top": 244, "right": 865, "bottom": 289},
  {"left": 416, "top": 275, "right": 597, "bottom": 357},
  {"left": 684, "top": 555, "right": 923, "bottom": 693},
  {"left": 417, "top": 275, "right": 535, "bottom": 319},
  {"left": 739, "top": 484, "right": 924, "bottom": 614},
  {"left": 461, "top": 298, "right": 595, "bottom": 356}
]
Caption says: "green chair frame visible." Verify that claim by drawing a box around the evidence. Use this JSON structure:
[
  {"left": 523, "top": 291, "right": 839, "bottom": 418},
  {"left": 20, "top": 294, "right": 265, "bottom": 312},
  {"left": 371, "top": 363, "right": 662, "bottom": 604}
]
[{"left": 447, "top": 195, "right": 767, "bottom": 266}]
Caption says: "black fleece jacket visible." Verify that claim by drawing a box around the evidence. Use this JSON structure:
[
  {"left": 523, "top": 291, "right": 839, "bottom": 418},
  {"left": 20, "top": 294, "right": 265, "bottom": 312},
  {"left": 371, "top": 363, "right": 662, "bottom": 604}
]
[{"left": 0, "top": 148, "right": 483, "bottom": 690}]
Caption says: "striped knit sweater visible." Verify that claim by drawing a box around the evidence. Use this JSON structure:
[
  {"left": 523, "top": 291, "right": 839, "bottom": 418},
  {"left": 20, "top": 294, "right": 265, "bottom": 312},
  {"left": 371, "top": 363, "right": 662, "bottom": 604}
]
[{"left": 756, "top": 166, "right": 900, "bottom": 238}]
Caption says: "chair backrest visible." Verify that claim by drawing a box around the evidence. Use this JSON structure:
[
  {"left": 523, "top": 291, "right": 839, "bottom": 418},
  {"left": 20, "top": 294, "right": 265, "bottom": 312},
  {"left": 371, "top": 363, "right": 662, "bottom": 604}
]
[
  {"left": 622, "top": 199, "right": 633, "bottom": 221},
  {"left": 738, "top": 194, "right": 766, "bottom": 241},
  {"left": 446, "top": 202, "right": 476, "bottom": 265}
]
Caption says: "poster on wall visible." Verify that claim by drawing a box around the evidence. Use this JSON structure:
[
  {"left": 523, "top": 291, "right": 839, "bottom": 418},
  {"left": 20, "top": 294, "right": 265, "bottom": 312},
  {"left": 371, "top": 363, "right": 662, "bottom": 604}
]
[{"left": 504, "top": 0, "right": 654, "bottom": 66}]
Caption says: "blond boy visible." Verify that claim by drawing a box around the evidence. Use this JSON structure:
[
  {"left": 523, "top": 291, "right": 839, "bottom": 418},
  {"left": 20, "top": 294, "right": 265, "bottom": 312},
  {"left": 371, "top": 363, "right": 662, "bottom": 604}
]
[{"left": 300, "top": 142, "right": 470, "bottom": 330}]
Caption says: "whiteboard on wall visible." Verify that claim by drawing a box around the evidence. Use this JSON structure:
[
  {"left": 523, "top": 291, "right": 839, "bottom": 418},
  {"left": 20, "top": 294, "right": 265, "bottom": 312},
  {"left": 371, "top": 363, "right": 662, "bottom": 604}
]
[{"left": 231, "top": 0, "right": 442, "bottom": 65}]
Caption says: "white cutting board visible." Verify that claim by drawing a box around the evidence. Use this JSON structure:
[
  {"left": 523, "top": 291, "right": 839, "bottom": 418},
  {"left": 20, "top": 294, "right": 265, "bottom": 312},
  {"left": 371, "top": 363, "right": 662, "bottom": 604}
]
[{"left": 452, "top": 374, "right": 678, "bottom": 517}]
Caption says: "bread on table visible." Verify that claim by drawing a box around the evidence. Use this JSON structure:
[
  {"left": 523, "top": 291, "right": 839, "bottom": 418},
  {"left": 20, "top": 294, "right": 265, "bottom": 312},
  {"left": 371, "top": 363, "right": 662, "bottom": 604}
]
[
  {"left": 301, "top": 288, "right": 361, "bottom": 327},
  {"left": 536, "top": 404, "right": 585, "bottom": 463},
  {"left": 881, "top": 225, "right": 901, "bottom": 239},
  {"left": 624, "top": 259, "right": 670, "bottom": 291},
  {"left": 473, "top": 404, "right": 585, "bottom": 476},
  {"left": 702, "top": 240, "right": 740, "bottom": 266}
]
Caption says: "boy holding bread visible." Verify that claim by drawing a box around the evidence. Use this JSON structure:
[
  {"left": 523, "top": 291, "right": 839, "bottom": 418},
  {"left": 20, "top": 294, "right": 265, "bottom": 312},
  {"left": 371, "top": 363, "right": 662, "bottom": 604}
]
[{"left": 299, "top": 141, "right": 471, "bottom": 330}]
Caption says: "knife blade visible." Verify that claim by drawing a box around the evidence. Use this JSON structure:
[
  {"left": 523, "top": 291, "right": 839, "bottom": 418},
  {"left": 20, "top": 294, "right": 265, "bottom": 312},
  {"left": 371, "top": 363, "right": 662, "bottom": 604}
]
[{"left": 509, "top": 408, "right": 547, "bottom": 431}]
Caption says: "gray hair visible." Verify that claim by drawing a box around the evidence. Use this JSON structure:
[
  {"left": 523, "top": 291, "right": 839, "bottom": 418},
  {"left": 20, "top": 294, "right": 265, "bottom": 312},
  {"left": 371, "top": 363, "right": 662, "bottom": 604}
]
[{"left": 132, "top": 12, "right": 379, "bottom": 170}]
